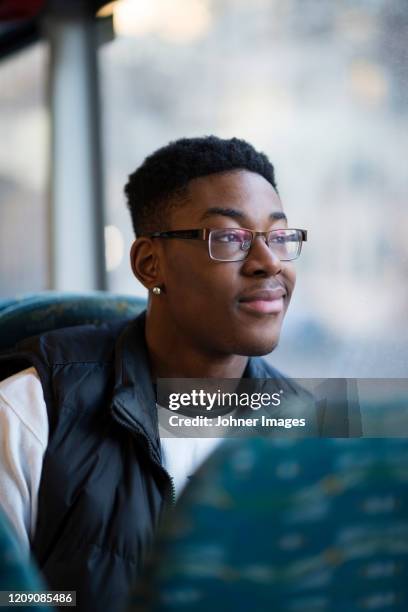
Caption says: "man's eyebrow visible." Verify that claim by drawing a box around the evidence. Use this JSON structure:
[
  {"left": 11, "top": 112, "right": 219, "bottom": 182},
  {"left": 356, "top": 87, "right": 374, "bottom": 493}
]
[{"left": 199, "top": 207, "right": 287, "bottom": 223}]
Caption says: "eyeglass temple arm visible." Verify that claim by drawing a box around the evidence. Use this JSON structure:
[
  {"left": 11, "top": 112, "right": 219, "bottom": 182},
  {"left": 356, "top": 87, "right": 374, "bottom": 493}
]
[{"left": 140, "top": 230, "right": 203, "bottom": 239}]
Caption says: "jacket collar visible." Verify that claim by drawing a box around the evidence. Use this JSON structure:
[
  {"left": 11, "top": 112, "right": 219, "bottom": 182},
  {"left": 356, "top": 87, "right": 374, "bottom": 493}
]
[
  {"left": 243, "top": 354, "right": 272, "bottom": 378},
  {"left": 110, "top": 311, "right": 161, "bottom": 461}
]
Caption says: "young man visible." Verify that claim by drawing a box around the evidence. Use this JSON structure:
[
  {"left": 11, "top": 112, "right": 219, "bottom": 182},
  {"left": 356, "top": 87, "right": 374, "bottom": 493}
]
[{"left": 0, "top": 136, "right": 308, "bottom": 611}]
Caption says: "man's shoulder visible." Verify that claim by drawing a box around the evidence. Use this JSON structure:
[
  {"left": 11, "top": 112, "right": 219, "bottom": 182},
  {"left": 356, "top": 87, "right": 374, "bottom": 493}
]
[
  {"left": 0, "top": 318, "right": 138, "bottom": 381},
  {"left": 0, "top": 367, "right": 48, "bottom": 447},
  {"left": 17, "top": 319, "right": 130, "bottom": 365}
]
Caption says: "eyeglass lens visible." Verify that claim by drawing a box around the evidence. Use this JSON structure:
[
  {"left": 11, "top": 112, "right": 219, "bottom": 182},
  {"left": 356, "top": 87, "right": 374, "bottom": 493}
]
[{"left": 209, "top": 228, "right": 302, "bottom": 262}]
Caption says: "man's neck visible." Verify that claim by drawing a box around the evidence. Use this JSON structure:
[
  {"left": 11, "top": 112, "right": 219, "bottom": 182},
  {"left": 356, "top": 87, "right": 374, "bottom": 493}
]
[
  {"left": 145, "top": 311, "right": 248, "bottom": 380},
  {"left": 147, "top": 345, "right": 248, "bottom": 379}
]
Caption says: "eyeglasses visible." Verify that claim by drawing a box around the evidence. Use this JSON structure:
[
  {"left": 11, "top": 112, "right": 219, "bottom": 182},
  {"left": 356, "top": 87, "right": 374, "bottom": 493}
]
[{"left": 140, "top": 228, "right": 308, "bottom": 262}]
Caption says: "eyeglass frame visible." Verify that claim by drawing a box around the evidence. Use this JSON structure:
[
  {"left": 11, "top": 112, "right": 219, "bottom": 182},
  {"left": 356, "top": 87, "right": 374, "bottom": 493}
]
[{"left": 139, "top": 227, "right": 308, "bottom": 262}]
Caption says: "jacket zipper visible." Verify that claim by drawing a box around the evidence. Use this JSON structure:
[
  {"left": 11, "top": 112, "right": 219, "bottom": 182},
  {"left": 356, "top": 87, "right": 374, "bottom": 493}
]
[{"left": 112, "top": 411, "right": 176, "bottom": 506}]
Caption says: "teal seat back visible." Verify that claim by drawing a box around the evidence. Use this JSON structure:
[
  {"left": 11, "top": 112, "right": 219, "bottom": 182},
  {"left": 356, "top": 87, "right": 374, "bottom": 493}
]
[
  {"left": 0, "top": 291, "right": 146, "bottom": 351},
  {"left": 130, "top": 438, "right": 408, "bottom": 612},
  {"left": 0, "top": 510, "right": 48, "bottom": 611}
]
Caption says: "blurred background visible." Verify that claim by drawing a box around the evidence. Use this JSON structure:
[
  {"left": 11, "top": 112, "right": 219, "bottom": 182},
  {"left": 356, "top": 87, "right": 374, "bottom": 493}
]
[{"left": 0, "top": 0, "right": 407, "bottom": 377}]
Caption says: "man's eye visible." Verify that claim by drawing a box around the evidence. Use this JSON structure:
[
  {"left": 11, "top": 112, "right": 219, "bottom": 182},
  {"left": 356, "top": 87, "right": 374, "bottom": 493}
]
[
  {"left": 270, "top": 234, "right": 288, "bottom": 244},
  {"left": 216, "top": 232, "right": 242, "bottom": 243}
]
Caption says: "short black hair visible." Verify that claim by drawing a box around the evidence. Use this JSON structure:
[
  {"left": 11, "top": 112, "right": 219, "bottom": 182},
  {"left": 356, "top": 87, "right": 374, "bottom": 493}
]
[{"left": 124, "top": 135, "right": 278, "bottom": 236}]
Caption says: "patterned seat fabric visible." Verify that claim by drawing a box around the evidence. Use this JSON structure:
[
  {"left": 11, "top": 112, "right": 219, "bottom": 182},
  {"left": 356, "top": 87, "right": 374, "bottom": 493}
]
[
  {"left": 0, "top": 291, "right": 146, "bottom": 351},
  {"left": 0, "top": 511, "right": 47, "bottom": 611},
  {"left": 129, "top": 438, "right": 408, "bottom": 612}
]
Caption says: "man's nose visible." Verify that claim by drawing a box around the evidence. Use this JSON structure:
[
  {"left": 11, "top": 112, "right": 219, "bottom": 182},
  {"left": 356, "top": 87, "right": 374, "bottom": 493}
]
[{"left": 241, "top": 235, "right": 282, "bottom": 276}]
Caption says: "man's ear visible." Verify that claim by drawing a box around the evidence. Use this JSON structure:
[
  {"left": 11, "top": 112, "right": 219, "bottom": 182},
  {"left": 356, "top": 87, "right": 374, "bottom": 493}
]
[{"left": 130, "top": 238, "right": 162, "bottom": 289}]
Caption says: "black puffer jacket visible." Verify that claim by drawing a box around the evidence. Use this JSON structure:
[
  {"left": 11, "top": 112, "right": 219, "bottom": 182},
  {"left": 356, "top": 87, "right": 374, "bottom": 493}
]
[{"left": 0, "top": 311, "right": 334, "bottom": 612}]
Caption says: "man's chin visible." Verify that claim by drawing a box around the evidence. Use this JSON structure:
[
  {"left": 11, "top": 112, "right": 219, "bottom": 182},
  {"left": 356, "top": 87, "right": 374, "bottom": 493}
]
[{"left": 234, "top": 335, "right": 280, "bottom": 358}]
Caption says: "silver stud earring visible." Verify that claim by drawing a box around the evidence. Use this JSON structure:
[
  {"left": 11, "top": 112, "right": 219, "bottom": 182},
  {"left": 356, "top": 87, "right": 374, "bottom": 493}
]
[{"left": 152, "top": 286, "right": 161, "bottom": 295}]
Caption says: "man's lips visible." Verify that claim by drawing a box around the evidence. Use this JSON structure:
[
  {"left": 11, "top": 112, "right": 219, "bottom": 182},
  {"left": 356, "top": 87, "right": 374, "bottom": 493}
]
[{"left": 237, "top": 288, "right": 286, "bottom": 315}]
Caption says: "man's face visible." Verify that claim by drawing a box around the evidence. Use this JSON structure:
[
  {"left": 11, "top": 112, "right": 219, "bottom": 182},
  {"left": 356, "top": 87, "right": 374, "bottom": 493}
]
[{"left": 154, "top": 169, "right": 296, "bottom": 357}]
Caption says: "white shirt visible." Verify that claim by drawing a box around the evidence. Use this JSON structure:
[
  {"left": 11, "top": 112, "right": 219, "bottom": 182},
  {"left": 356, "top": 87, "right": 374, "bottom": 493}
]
[{"left": 0, "top": 368, "right": 220, "bottom": 553}]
